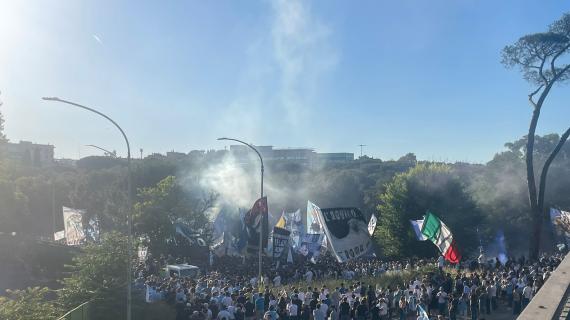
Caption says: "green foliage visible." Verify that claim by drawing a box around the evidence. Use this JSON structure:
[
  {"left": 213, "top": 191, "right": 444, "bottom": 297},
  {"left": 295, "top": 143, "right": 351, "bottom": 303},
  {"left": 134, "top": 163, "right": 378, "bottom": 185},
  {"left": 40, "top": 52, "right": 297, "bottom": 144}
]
[
  {"left": 58, "top": 232, "right": 129, "bottom": 319},
  {"left": 375, "top": 163, "right": 483, "bottom": 258},
  {"left": 501, "top": 13, "right": 570, "bottom": 85},
  {"left": 134, "top": 175, "right": 213, "bottom": 255},
  {"left": 0, "top": 287, "right": 61, "bottom": 320}
]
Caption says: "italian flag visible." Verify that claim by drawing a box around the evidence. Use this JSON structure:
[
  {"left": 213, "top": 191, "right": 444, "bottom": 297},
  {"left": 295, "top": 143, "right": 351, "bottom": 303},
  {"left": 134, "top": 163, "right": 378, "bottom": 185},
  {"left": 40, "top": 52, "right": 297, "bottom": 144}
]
[{"left": 421, "top": 211, "right": 461, "bottom": 263}]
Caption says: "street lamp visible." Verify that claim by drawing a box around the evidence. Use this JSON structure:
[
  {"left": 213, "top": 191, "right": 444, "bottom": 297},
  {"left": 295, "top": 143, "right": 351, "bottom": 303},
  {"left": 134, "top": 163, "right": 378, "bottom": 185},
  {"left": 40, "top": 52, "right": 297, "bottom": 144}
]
[
  {"left": 42, "top": 97, "right": 133, "bottom": 320},
  {"left": 217, "top": 137, "right": 265, "bottom": 286},
  {"left": 85, "top": 144, "right": 117, "bottom": 157}
]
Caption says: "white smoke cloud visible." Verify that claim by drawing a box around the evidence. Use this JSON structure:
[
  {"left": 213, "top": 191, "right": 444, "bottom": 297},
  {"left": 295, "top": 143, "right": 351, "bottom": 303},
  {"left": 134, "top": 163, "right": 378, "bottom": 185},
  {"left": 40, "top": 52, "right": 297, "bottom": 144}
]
[
  {"left": 199, "top": 153, "right": 259, "bottom": 209},
  {"left": 271, "top": 0, "right": 338, "bottom": 124},
  {"left": 217, "top": 0, "right": 337, "bottom": 140}
]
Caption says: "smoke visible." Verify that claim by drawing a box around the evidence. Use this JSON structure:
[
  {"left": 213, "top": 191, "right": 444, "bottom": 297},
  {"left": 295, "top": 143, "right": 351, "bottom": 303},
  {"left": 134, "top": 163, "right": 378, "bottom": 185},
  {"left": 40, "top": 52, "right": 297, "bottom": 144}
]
[
  {"left": 199, "top": 153, "right": 259, "bottom": 210},
  {"left": 216, "top": 0, "right": 338, "bottom": 144},
  {"left": 271, "top": 0, "right": 338, "bottom": 125}
]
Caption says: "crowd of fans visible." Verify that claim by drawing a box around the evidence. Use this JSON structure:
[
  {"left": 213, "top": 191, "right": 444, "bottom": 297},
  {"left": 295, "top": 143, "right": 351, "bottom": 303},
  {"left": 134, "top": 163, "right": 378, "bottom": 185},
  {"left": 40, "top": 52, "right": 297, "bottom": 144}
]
[{"left": 134, "top": 251, "right": 564, "bottom": 320}]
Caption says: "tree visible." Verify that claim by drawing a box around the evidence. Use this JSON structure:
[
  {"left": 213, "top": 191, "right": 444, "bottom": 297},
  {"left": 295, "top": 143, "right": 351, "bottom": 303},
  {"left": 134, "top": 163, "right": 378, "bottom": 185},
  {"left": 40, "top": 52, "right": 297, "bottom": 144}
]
[
  {"left": 375, "top": 163, "right": 483, "bottom": 258},
  {"left": 0, "top": 287, "right": 61, "bottom": 320},
  {"left": 133, "top": 175, "right": 214, "bottom": 255},
  {"left": 502, "top": 12, "right": 570, "bottom": 259},
  {"left": 58, "top": 232, "right": 129, "bottom": 319}
]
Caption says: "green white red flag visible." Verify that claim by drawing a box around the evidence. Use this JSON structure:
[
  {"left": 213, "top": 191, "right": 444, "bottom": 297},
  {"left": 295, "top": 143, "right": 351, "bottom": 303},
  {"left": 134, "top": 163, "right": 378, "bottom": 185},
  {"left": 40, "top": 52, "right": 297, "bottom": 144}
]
[{"left": 420, "top": 211, "right": 461, "bottom": 263}]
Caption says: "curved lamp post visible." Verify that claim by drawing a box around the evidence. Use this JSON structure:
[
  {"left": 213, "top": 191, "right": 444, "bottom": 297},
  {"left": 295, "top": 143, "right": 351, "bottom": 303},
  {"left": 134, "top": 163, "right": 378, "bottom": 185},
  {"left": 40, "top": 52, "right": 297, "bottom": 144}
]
[
  {"left": 42, "top": 97, "right": 133, "bottom": 320},
  {"left": 85, "top": 144, "right": 117, "bottom": 157},
  {"left": 217, "top": 137, "right": 264, "bottom": 285}
]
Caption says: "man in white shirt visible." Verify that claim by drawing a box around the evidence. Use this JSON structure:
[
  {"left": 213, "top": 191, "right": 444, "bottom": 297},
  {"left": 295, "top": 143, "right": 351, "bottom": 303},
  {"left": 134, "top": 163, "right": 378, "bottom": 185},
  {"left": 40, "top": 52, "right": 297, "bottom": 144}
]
[
  {"left": 522, "top": 284, "right": 533, "bottom": 309},
  {"left": 287, "top": 300, "right": 299, "bottom": 320}
]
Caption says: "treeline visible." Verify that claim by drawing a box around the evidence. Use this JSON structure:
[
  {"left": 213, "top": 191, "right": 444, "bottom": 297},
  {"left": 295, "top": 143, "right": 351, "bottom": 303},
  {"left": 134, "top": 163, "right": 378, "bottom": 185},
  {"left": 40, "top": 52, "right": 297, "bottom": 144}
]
[{"left": 0, "top": 134, "right": 569, "bottom": 258}]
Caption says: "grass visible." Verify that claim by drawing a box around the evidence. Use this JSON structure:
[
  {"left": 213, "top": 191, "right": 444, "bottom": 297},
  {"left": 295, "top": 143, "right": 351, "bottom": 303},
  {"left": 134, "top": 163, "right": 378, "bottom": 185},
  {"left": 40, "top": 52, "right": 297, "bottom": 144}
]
[{"left": 266, "top": 265, "right": 442, "bottom": 292}]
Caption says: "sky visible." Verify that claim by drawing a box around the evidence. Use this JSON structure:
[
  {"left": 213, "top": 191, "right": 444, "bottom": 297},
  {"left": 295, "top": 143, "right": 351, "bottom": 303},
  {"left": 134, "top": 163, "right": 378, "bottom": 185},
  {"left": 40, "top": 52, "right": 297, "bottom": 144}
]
[{"left": 0, "top": 0, "right": 569, "bottom": 163}]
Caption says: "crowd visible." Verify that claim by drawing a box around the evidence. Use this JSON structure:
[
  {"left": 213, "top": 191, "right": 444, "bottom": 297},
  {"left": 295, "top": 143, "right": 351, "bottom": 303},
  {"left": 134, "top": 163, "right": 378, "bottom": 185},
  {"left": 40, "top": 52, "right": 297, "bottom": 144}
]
[{"left": 134, "top": 252, "right": 564, "bottom": 320}]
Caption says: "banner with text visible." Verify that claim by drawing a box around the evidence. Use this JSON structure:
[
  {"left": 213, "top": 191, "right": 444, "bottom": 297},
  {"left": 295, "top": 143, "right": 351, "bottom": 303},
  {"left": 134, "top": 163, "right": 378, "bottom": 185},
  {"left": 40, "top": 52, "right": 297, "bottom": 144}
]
[
  {"left": 272, "top": 227, "right": 291, "bottom": 261},
  {"left": 317, "top": 207, "right": 372, "bottom": 263}
]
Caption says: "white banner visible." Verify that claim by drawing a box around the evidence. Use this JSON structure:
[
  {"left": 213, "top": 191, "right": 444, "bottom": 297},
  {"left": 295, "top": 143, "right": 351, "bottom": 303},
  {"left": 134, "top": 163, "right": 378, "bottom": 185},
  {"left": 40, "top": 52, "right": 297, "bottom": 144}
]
[
  {"left": 54, "top": 230, "right": 65, "bottom": 241},
  {"left": 63, "top": 207, "right": 85, "bottom": 246},
  {"left": 317, "top": 207, "right": 371, "bottom": 263},
  {"left": 368, "top": 214, "right": 377, "bottom": 236}
]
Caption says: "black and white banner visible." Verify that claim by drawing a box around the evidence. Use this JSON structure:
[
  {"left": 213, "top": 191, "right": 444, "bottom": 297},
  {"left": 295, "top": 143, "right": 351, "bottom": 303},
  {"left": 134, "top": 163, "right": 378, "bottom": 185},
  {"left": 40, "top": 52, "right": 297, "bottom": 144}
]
[
  {"left": 317, "top": 207, "right": 372, "bottom": 263},
  {"left": 272, "top": 227, "right": 291, "bottom": 260}
]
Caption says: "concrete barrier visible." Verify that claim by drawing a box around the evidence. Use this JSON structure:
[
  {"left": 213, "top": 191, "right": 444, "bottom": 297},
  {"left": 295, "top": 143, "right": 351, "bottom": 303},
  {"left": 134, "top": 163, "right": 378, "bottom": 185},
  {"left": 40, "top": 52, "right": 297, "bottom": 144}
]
[{"left": 518, "top": 254, "right": 570, "bottom": 320}]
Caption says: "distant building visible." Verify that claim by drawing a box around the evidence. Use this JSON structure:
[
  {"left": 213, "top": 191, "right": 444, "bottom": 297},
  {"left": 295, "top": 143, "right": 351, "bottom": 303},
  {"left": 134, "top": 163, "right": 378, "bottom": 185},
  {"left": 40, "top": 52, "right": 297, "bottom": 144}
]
[
  {"left": 228, "top": 145, "right": 353, "bottom": 167},
  {"left": 1, "top": 141, "right": 54, "bottom": 167},
  {"left": 315, "top": 152, "right": 354, "bottom": 164},
  {"left": 54, "top": 158, "right": 77, "bottom": 167},
  {"left": 166, "top": 151, "right": 187, "bottom": 160}
]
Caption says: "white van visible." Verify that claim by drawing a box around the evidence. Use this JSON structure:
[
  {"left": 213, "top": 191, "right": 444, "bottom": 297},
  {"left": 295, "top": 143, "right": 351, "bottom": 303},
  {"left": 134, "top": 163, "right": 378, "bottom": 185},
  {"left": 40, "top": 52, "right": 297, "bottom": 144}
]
[{"left": 165, "top": 264, "right": 200, "bottom": 278}]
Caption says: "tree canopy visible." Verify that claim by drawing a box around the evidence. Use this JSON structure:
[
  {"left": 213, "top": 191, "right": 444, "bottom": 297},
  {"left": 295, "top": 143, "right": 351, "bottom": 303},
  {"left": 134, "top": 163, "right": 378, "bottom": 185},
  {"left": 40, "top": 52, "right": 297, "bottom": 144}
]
[{"left": 375, "top": 163, "right": 483, "bottom": 258}]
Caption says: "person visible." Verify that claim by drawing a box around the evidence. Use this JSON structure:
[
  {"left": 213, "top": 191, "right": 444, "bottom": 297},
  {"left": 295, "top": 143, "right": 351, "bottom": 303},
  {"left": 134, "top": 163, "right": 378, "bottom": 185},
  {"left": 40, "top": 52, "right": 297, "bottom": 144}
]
[
  {"left": 356, "top": 297, "right": 368, "bottom": 320},
  {"left": 300, "top": 304, "right": 311, "bottom": 320},
  {"left": 328, "top": 305, "right": 339, "bottom": 320},
  {"left": 218, "top": 306, "right": 232, "bottom": 320},
  {"left": 288, "top": 298, "right": 299, "bottom": 320},
  {"left": 448, "top": 295, "right": 457, "bottom": 320},
  {"left": 457, "top": 294, "right": 467, "bottom": 318},
  {"left": 339, "top": 296, "right": 351, "bottom": 320},
  {"left": 313, "top": 303, "right": 326, "bottom": 320},
  {"left": 470, "top": 291, "right": 478, "bottom": 320},
  {"left": 436, "top": 287, "right": 447, "bottom": 316},
  {"left": 264, "top": 306, "right": 279, "bottom": 320},
  {"left": 256, "top": 293, "right": 266, "bottom": 320},
  {"left": 377, "top": 298, "right": 388, "bottom": 320},
  {"left": 513, "top": 288, "right": 522, "bottom": 315},
  {"left": 522, "top": 283, "right": 532, "bottom": 309},
  {"left": 398, "top": 296, "right": 407, "bottom": 320},
  {"left": 245, "top": 299, "right": 256, "bottom": 320}
]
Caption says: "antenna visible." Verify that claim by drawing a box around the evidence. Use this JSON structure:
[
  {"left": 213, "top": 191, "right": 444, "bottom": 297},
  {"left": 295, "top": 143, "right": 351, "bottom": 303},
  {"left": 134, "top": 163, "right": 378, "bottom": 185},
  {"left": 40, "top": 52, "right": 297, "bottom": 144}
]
[{"left": 357, "top": 144, "right": 367, "bottom": 158}]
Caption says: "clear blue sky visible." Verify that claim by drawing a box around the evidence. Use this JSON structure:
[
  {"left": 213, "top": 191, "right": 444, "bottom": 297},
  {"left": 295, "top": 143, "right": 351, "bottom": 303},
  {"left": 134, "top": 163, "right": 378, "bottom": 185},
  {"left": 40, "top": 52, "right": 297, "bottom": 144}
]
[{"left": 1, "top": 0, "right": 569, "bottom": 163}]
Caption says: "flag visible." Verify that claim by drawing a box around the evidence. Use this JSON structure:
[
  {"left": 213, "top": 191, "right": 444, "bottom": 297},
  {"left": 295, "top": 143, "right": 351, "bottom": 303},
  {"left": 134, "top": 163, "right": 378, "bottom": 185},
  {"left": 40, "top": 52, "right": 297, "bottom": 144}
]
[
  {"left": 54, "top": 230, "right": 65, "bottom": 241},
  {"left": 245, "top": 197, "right": 269, "bottom": 253},
  {"left": 272, "top": 227, "right": 291, "bottom": 260},
  {"left": 317, "top": 207, "right": 372, "bottom": 263},
  {"left": 306, "top": 201, "right": 327, "bottom": 249},
  {"left": 63, "top": 207, "right": 85, "bottom": 246},
  {"left": 286, "top": 209, "right": 303, "bottom": 248},
  {"left": 234, "top": 208, "right": 248, "bottom": 253},
  {"left": 368, "top": 214, "right": 377, "bottom": 236},
  {"left": 275, "top": 212, "right": 286, "bottom": 229},
  {"left": 550, "top": 208, "right": 570, "bottom": 232},
  {"left": 421, "top": 211, "right": 461, "bottom": 263},
  {"left": 298, "top": 233, "right": 324, "bottom": 258},
  {"left": 307, "top": 201, "right": 324, "bottom": 234},
  {"left": 410, "top": 219, "right": 428, "bottom": 241}
]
